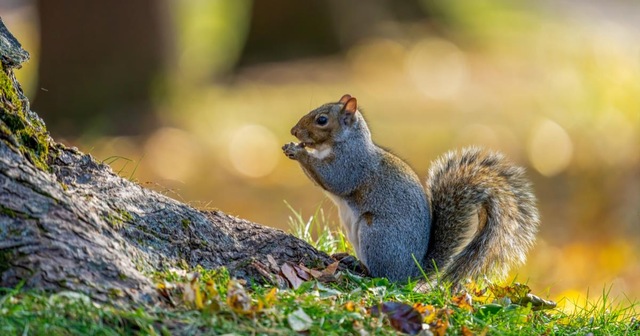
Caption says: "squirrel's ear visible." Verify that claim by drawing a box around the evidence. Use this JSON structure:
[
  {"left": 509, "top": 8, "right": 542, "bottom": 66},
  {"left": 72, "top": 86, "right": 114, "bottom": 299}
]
[
  {"left": 342, "top": 97, "right": 358, "bottom": 114},
  {"left": 340, "top": 97, "right": 358, "bottom": 125},
  {"left": 338, "top": 94, "right": 352, "bottom": 104}
]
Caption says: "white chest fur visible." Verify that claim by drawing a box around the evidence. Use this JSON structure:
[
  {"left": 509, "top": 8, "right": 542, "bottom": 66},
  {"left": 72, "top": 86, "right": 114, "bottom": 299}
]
[
  {"left": 326, "top": 193, "right": 364, "bottom": 261},
  {"left": 307, "top": 144, "right": 333, "bottom": 160}
]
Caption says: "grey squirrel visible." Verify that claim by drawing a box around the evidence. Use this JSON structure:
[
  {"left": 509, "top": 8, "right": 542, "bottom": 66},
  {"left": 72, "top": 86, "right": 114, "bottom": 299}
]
[{"left": 282, "top": 94, "right": 539, "bottom": 284}]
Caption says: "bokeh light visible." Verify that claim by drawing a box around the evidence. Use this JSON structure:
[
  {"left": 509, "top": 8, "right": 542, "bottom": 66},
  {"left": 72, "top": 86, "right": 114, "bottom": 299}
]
[
  {"left": 228, "top": 124, "right": 279, "bottom": 178},
  {"left": 405, "top": 38, "right": 468, "bottom": 100},
  {"left": 145, "top": 127, "right": 201, "bottom": 182},
  {"left": 527, "top": 119, "right": 573, "bottom": 177}
]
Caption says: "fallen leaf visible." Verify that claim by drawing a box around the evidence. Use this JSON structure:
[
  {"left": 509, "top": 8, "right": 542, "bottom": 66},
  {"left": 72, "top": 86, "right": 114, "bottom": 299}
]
[
  {"left": 257, "top": 287, "right": 278, "bottom": 310},
  {"left": 431, "top": 318, "right": 449, "bottom": 336},
  {"left": 322, "top": 261, "right": 340, "bottom": 276},
  {"left": 452, "top": 292, "right": 474, "bottom": 312},
  {"left": 461, "top": 325, "right": 475, "bottom": 336},
  {"left": 489, "top": 283, "right": 530, "bottom": 302},
  {"left": 345, "top": 301, "right": 356, "bottom": 312},
  {"left": 189, "top": 274, "right": 204, "bottom": 309},
  {"left": 413, "top": 303, "right": 438, "bottom": 325},
  {"left": 369, "top": 302, "right": 423, "bottom": 335},
  {"left": 205, "top": 280, "right": 220, "bottom": 312},
  {"left": 226, "top": 280, "right": 253, "bottom": 314},
  {"left": 429, "top": 308, "right": 451, "bottom": 336},
  {"left": 281, "top": 263, "right": 305, "bottom": 289},
  {"left": 288, "top": 307, "right": 313, "bottom": 332},
  {"left": 274, "top": 273, "right": 290, "bottom": 289},
  {"left": 293, "top": 264, "right": 312, "bottom": 281},
  {"left": 297, "top": 264, "right": 323, "bottom": 279},
  {"left": 314, "top": 282, "right": 343, "bottom": 298}
]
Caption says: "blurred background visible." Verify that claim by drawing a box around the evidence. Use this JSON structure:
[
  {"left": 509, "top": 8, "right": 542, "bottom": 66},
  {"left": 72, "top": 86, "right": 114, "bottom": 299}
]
[{"left": 2, "top": 0, "right": 639, "bottom": 308}]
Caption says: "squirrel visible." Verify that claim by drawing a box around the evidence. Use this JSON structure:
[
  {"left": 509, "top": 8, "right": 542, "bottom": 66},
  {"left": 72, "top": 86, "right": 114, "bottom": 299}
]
[{"left": 282, "top": 94, "right": 539, "bottom": 285}]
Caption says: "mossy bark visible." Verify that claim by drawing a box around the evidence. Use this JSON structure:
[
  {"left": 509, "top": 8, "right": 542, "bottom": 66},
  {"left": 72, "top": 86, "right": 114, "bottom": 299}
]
[{"left": 0, "top": 18, "right": 333, "bottom": 305}]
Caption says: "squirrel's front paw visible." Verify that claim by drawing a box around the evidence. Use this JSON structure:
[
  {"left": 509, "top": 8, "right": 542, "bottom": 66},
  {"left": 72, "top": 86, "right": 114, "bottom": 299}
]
[{"left": 282, "top": 142, "right": 304, "bottom": 159}]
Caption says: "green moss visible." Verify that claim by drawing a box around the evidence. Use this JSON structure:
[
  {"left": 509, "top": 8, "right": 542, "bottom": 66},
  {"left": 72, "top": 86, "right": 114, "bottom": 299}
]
[
  {"left": 0, "top": 250, "right": 13, "bottom": 274},
  {"left": 0, "top": 65, "right": 22, "bottom": 111},
  {"left": 0, "top": 205, "right": 17, "bottom": 218},
  {"left": 103, "top": 209, "right": 134, "bottom": 229},
  {"left": 107, "top": 288, "right": 124, "bottom": 299},
  {"left": 0, "top": 64, "right": 50, "bottom": 172},
  {"left": 0, "top": 205, "right": 36, "bottom": 220},
  {"left": 181, "top": 218, "right": 191, "bottom": 229},
  {"left": 117, "top": 209, "right": 134, "bottom": 222}
]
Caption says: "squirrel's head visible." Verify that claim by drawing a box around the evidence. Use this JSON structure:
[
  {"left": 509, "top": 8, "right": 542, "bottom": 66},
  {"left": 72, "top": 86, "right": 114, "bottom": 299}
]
[{"left": 290, "top": 94, "right": 363, "bottom": 149}]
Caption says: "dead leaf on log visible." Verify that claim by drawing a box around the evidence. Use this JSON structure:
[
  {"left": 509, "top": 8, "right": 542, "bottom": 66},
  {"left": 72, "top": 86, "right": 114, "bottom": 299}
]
[
  {"left": 280, "top": 263, "right": 305, "bottom": 289},
  {"left": 296, "top": 264, "right": 323, "bottom": 279}
]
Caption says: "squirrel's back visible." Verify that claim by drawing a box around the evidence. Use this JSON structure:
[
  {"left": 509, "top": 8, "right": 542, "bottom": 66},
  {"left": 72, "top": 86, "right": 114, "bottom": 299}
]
[{"left": 424, "top": 147, "right": 539, "bottom": 284}]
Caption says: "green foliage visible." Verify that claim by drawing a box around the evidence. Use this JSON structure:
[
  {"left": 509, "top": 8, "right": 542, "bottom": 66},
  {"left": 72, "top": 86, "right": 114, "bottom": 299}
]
[
  {"left": 285, "top": 201, "right": 352, "bottom": 255},
  {"left": 0, "top": 287, "right": 160, "bottom": 335},
  {"left": 0, "top": 65, "right": 50, "bottom": 172},
  {"left": 1, "top": 276, "right": 637, "bottom": 335}
]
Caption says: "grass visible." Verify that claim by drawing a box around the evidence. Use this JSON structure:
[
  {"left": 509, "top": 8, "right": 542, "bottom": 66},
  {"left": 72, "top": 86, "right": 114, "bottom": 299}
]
[
  {"left": 284, "top": 200, "right": 352, "bottom": 255},
  {"left": 0, "top": 206, "right": 638, "bottom": 335}
]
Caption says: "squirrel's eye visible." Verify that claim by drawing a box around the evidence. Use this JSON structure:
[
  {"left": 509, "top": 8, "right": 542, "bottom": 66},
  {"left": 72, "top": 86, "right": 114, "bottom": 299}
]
[{"left": 316, "top": 115, "right": 328, "bottom": 126}]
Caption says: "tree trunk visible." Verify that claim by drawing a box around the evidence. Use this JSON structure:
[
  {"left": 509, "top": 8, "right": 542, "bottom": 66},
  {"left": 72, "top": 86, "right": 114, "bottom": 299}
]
[
  {"left": 34, "top": 0, "right": 171, "bottom": 138},
  {"left": 0, "top": 19, "right": 333, "bottom": 305}
]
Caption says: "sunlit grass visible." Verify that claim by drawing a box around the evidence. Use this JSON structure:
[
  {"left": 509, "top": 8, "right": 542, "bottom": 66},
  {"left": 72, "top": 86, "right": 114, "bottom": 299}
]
[
  {"left": 1, "top": 270, "right": 637, "bottom": 335},
  {"left": 285, "top": 200, "right": 353, "bottom": 256}
]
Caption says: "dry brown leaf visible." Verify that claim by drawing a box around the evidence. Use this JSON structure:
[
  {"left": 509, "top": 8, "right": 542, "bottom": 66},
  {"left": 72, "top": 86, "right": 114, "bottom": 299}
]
[
  {"left": 431, "top": 318, "right": 449, "bottom": 336},
  {"left": 452, "top": 292, "right": 474, "bottom": 312},
  {"left": 281, "top": 262, "right": 305, "bottom": 289},
  {"left": 369, "top": 302, "right": 423, "bottom": 335},
  {"left": 322, "top": 261, "right": 340, "bottom": 276},
  {"left": 293, "top": 264, "right": 312, "bottom": 281},
  {"left": 413, "top": 303, "right": 438, "bottom": 325},
  {"left": 461, "top": 325, "right": 475, "bottom": 336},
  {"left": 297, "top": 264, "right": 323, "bottom": 279},
  {"left": 429, "top": 308, "right": 452, "bottom": 336}
]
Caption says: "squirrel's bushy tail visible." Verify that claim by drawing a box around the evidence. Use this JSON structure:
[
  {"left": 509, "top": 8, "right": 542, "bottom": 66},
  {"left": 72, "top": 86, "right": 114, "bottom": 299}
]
[{"left": 424, "top": 147, "right": 539, "bottom": 284}]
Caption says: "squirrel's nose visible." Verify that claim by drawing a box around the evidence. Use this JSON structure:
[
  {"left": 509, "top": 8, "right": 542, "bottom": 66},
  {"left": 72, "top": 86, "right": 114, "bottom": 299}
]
[{"left": 290, "top": 127, "right": 298, "bottom": 137}]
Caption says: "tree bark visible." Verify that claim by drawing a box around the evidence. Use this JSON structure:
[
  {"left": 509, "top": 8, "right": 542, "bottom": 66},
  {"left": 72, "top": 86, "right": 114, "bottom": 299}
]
[{"left": 0, "top": 19, "right": 333, "bottom": 305}]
